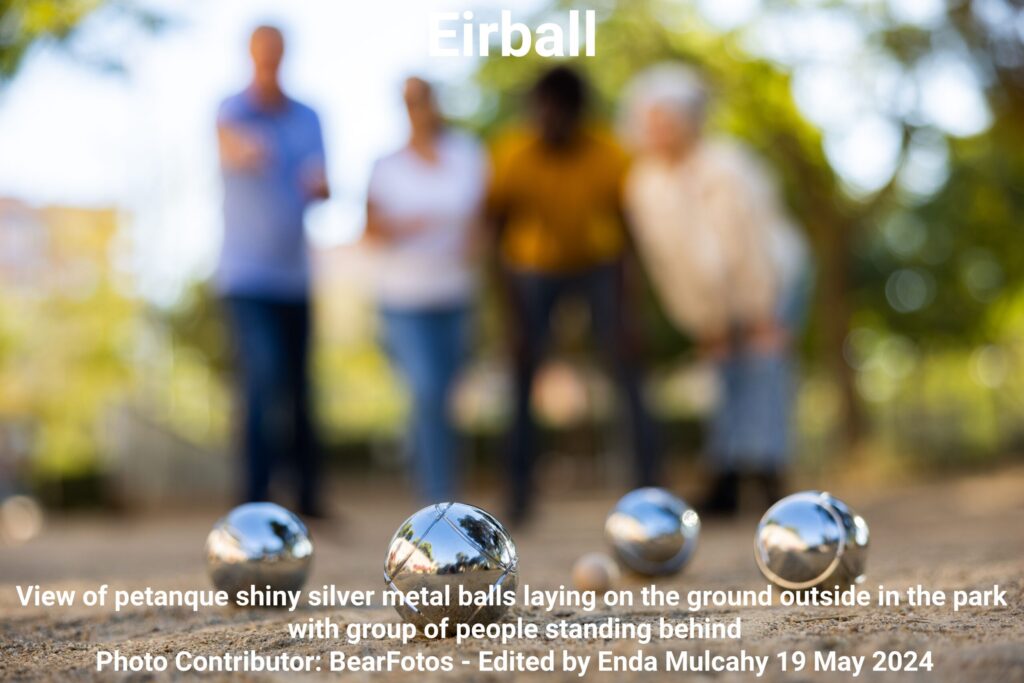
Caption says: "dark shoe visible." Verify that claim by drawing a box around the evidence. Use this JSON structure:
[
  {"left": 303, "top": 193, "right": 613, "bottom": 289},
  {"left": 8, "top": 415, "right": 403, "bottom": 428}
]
[{"left": 701, "top": 471, "right": 740, "bottom": 517}]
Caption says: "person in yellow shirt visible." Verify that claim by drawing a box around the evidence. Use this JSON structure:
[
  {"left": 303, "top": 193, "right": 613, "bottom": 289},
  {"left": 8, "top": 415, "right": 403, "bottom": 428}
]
[{"left": 487, "top": 66, "right": 659, "bottom": 525}]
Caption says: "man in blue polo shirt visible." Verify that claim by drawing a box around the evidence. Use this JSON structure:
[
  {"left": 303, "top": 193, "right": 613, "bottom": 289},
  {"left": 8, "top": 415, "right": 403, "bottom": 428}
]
[{"left": 216, "top": 25, "right": 329, "bottom": 516}]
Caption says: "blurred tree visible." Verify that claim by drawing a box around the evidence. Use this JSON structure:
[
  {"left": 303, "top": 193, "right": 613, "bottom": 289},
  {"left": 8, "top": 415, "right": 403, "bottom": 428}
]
[
  {"left": 161, "top": 281, "right": 231, "bottom": 381},
  {"left": 849, "top": 0, "right": 1024, "bottom": 340},
  {"left": 0, "top": 204, "right": 136, "bottom": 496},
  {"left": 0, "top": 0, "right": 164, "bottom": 82}
]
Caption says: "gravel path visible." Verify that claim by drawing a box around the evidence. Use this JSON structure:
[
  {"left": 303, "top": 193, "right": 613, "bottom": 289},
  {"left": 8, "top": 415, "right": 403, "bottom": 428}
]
[{"left": 2, "top": 466, "right": 1023, "bottom": 681}]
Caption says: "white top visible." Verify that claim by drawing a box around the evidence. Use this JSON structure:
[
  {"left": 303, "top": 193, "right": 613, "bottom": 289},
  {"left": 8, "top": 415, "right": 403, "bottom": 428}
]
[
  {"left": 624, "top": 140, "right": 808, "bottom": 336},
  {"left": 366, "top": 130, "right": 487, "bottom": 309}
]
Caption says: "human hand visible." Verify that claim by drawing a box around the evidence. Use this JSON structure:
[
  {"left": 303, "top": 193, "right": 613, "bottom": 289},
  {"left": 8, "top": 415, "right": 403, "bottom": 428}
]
[
  {"left": 387, "top": 216, "right": 431, "bottom": 238},
  {"left": 747, "top": 319, "right": 790, "bottom": 355},
  {"left": 219, "top": 126, "right": 267, "bottom": 171},
  {"left": 698, "top": 331, "right": 732, "bottom": 362},
  {"left": 302, "top": 164, "right": 330, "bottom": 200},
  {"left": 363, "top": 213, "right": 431, "bottom": 246}
]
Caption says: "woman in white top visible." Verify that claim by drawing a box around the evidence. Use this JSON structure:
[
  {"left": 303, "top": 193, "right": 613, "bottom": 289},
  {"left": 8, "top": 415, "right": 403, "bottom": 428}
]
[
  {"left": 621, "top": 64, "right": 812, "bottom": 515},
  {"left": 363, "top": 77, "right": 487, "bottom": 502}
]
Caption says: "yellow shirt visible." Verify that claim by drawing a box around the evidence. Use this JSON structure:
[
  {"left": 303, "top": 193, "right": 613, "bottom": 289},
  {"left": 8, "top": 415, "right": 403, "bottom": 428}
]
[{"left": 487, "top": 126, "right": 629, "bottom": 273}]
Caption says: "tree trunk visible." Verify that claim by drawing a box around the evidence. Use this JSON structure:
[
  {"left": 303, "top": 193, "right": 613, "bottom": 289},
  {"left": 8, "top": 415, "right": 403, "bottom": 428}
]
[{"left": 818, "top": 218, "right": 864, "bottom": 447}]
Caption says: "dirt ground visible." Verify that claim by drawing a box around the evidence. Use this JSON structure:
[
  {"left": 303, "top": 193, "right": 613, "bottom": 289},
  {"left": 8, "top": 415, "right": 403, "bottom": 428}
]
[{"left": 1, "top": 465, "right": 1023, "bottom": 682}]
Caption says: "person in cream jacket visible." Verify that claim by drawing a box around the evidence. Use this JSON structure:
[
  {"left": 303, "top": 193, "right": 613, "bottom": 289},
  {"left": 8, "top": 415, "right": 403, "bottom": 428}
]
[{"left": 622, "top": 63, "right": 812, "bottom": 515}]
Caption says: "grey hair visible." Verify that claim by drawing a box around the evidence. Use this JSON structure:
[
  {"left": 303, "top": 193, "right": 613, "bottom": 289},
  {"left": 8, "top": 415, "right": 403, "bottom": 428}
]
[{"left": 620, "top": 63, "right": 710, "bottom": 147}]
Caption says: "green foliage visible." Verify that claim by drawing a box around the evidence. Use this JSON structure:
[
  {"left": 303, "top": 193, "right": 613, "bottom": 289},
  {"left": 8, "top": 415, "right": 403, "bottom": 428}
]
[
  {"left": 0, "top": 0, "right": 165, "bottom": 82},
  {"left": 0, "top": 208, "right": 137, "bottom": 479},
  {"left": 161, "top": 281, "right": 231, "bottom": 381},
  {"left": 157, "top": 280, "right": 407, "bottom": 446},
  {"left": 1, "top": 0, "right": 100, "bottom": 78},
  {"left": 856, "top": 119, "right": 1024, "bottom": 345}
]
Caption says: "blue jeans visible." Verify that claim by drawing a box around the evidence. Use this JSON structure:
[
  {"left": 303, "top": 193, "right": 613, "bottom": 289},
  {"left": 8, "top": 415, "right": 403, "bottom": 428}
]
[
  {"left": 708, "top": 352, "right": 794, "bottom": 473},
  {"left": 223, "top": 296, "right": 319, "bottom": 514},
  {"left": 707, "top": 266, "right": 814, "bottom": 474},
  {"left": 380, "top": 304, "right": 470, "bottom": 503},
  {"left": 505, "top": 263, "right": 660, "bottom": 516}
]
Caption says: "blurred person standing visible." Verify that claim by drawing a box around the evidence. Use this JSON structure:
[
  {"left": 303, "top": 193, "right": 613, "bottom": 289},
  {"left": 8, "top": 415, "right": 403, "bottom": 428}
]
[
  {"left": 487, "top": 66, "right": 660, "bottom": 524},
  {"left": 622, "top": 64, "right": 811, "bottom": 516},
  {"left": 216, "top": 25, "right": 329, "bottom": 516},
  {"left": 363, "top": 78, "right": 487, "bottom": 502}
]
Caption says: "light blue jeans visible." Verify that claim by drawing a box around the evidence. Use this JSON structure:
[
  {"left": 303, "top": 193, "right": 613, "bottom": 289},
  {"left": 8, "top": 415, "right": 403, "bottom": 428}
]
[
  {"left": 707, "top": 266, "right": 814, "bottom": 474},
  {"left": 380, "top": 304, "right": 471, "bottom": 503}
]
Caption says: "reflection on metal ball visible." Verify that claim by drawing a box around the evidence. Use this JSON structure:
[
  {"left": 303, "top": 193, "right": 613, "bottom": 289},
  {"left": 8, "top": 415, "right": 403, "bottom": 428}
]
[
  {"left": 605, "top": 487, "right": 701, "bottom": 576},
  {"left": 206, "top": 502, "right": 313, "bottom": 599},
  {"left": 754, "top": 491, "right": 869, "bottom": 590},
  {"left": 384, "top": 502, "right": 518, "bottom": 629}
]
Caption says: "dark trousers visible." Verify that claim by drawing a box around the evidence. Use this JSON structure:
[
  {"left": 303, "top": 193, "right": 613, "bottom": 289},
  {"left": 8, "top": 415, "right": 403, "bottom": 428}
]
[
  {"left": 223, "top": 295, "right": 319, "bottom": 514},
  {"left": 505, "top": 263, "right": 659, "bottom": 516}
]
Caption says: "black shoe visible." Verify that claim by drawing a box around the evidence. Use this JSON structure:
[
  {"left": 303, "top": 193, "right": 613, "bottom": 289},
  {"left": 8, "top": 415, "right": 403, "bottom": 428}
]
[{"left": 701, "top": 471, "right": 740, "bottom": 517}]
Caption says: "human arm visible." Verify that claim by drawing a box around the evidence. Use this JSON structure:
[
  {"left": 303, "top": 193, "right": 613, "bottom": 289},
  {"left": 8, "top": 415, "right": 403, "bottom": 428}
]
[
  {"left": 301, "top": 113, "right": 330, "bottom": 201},
  {"left": 712, "top": 149, "right": 788, "bottom": 351},
  {"left": 217, "top": 123, "right": 267, "bottom": 172},
  {"left": 363, "top": 199, "right": 428, "bottom": 246}
]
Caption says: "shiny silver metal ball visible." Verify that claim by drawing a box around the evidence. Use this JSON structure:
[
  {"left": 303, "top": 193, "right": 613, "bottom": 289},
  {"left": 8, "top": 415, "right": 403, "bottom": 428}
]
[
  {"left": 605, "top": 487, "right": 701, "bottom": 576},
  {"left": 754, "top": 491, "right": 869, "bottom": 590},
  {"left": 384, "top": 502, "right": 518, "bottom": 629},
  {"left": 206, "top": 502, "right": 313, "bottom": 599}
]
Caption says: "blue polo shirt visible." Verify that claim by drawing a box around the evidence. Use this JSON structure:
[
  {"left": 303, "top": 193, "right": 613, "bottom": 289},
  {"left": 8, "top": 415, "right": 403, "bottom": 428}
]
[{"left": 216, "top": 89, "right": 325, "bottom": 300}]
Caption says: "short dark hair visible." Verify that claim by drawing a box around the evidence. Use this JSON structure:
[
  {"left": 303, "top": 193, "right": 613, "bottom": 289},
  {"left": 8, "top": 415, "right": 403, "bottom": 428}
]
[{"left": 530, "top": 66, "right": 588, "bottom": 122}]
